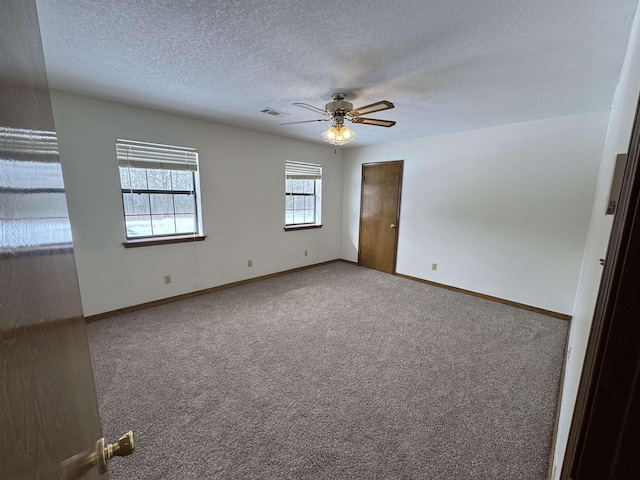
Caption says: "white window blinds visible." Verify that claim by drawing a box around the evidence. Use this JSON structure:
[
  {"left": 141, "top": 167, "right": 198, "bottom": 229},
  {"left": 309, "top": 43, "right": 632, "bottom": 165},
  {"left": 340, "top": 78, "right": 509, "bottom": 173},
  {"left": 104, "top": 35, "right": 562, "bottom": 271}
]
[
  {"left": 116, "top": 139, "right": 198, "bottom": 171},
  {"left": 285, "top": 161, "right": 322, "bottom": 180}
]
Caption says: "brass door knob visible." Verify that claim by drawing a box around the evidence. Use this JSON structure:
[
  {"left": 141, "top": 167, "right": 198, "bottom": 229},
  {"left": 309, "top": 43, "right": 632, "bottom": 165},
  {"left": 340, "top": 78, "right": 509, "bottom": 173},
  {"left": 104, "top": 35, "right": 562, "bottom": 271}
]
[
  {"left": 99, "top": 431, "right": 135, "bottom": 473},
  {"left": 390, "top": 224, "right": 396, "bottom": 229},
  {"left": 61, "top": 431, "right": 135, "bottom": 479}
]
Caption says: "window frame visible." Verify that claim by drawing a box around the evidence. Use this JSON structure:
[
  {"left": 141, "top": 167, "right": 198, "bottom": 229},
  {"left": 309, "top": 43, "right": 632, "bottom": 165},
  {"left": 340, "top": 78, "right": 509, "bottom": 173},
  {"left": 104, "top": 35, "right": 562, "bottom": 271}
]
[
  {"left": 284, "top": 161, "right": 322, "bottom": 231},
  {"left": 116, "top": 139, "right": 205, "bottom": 246}
]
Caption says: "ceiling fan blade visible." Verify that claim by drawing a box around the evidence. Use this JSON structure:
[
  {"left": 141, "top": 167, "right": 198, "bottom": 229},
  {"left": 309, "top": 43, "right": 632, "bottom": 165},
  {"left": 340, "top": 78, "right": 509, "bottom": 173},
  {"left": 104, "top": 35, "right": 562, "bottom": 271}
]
[
  {"left": 349, "top": 100, "right": 394, "bottom": 117},
  {"left": 351, "top": 117, "right": 396, "bottom": 127},
  {"left": 279, "top": 118, "right": 330, "bottom": 126},
  {"left": 293, "top": 103, "right": 330, "bottom": 116}
]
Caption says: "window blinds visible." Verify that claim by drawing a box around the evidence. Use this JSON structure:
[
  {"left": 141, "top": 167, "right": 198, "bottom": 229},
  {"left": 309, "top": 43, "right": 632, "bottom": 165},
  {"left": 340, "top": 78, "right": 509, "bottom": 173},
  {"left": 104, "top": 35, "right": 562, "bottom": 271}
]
[
  {"left": 116, "top": 139, "right": 198, "bottom": 171},
  {"left": 285, "top": 161, "right": 322, "bottom": 180}
]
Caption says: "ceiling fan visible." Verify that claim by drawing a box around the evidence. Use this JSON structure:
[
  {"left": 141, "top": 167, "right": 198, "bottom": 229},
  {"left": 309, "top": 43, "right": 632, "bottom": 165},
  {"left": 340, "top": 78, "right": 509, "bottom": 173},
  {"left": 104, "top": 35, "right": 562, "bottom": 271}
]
[{"left": 279, "top": 93, "right": 396, "bottom": 145}]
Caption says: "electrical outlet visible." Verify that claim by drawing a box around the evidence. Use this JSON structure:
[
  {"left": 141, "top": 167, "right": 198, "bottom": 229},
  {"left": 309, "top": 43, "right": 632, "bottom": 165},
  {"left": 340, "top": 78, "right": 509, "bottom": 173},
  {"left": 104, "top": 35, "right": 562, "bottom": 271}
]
[
  {"left": 432, "top": 263, "right": 437, "bottom": 271},
  {"left": 164, "top": 275, "right": 171, "bottom": 284},
  {"left": 248, "top": 259, "right": 252, "bottom": 267},
  {"left": 304, "top": 250, "right": 308, "bottom": 257}
]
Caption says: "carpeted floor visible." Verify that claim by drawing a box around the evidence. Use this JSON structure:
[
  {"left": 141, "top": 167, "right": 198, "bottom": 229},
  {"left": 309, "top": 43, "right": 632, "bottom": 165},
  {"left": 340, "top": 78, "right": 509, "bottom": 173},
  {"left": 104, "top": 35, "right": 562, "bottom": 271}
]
[{"left": 87, "top": 262, "right": 567, "bottom": 479}]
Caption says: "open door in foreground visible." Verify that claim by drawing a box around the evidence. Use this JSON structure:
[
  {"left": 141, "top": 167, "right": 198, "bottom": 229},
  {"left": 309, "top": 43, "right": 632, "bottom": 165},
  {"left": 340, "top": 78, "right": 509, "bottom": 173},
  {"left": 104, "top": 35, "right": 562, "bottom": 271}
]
[{"left": 1, "top": 1, "right": 134, "bottom": 478}]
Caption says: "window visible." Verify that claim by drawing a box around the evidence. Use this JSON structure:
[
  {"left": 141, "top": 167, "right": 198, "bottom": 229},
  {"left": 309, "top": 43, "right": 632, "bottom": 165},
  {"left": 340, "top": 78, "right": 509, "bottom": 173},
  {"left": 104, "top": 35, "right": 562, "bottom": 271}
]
[
  {"left": 117, "top": 139, "right": 202, "bottom": 241},
  {"left": 285, "top": 161, "right": 322, "bottom": 229}
]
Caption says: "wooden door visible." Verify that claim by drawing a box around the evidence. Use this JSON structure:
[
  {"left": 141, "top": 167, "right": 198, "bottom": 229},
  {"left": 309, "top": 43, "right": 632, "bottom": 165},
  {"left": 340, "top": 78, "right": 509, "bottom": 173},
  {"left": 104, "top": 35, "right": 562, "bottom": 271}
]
[
  {"left": 1, "top": 1, "right": 105, "bottom": 478},
  {"left": 358, "top": 161, "right": 403, "bottom": 273}
]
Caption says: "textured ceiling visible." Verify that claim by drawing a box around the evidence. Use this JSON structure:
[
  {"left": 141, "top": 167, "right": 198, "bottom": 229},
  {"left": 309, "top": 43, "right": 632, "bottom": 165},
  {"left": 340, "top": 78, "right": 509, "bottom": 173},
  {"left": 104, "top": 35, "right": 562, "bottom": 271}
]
[{"left": 36, "top": 0, "right": 638, "bottom": 147}]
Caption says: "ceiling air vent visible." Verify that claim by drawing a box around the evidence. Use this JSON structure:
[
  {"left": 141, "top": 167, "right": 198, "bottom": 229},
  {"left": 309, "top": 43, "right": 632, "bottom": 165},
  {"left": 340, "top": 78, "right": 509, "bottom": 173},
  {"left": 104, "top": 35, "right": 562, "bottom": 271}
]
[{"left": 261, "top": 108, "right": 289, "bottom": 117}]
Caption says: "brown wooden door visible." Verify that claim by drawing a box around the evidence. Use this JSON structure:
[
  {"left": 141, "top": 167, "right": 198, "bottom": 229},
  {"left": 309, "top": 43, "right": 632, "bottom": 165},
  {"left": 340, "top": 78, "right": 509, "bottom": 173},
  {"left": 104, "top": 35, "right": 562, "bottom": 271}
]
[
  {"left": 1, "top": 1, "right": 105, "bottom": 478},
  {"left": 358, "top": 161, "right": 403, "bottom": 273}
]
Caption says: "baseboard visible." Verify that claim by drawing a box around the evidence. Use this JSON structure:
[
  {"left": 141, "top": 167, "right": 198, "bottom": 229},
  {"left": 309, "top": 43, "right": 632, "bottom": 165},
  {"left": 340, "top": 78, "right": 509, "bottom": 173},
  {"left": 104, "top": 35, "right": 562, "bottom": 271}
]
[
  {"left": 337, "top": 259, "right": 358, "bottom": 266},
  {"left": 86, "top": 260, "right": 570, "bottom": 323},
  {"left": 85, "top": 259, "right": 344, "bottom": 322},
  {"left": 394, "top": 273, "right": 571, "bottom": 321}
]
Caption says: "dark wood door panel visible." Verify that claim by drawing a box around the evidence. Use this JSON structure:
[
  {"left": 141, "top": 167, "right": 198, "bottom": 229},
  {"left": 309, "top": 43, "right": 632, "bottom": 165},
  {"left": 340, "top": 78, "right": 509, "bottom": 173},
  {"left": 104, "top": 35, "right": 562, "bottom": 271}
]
[
  {"left": 359, "top": 161, "right": 403, "bottom": 273},
  {"left": 1, "top": 0, "right": 104, "bottom": 478}
]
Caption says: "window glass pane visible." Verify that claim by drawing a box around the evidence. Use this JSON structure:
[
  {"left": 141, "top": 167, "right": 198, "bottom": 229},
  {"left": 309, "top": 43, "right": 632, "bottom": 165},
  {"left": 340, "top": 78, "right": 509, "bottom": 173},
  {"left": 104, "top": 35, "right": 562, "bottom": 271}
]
[
  {"left": 125, "top": 215, "right": 152, "bottom": 238},
  {"left": 293, "top": 211, "right": 305, "bottom": 224},
  {"left": 171, "top": 170, "right": 193, "bottom": 191},
  {"left": 123, "top": 192, "right": 150, "bottom": 215},
  {"left": 128, "top": 168, "right": 148, "bottom": 189},
  {"left": 175, "top": 213, "right": 197, "bottom": 234},
  {"left": 285, "top": 195, "right": 293, "bottom": 209},
  {"left": 294, "top": 195, "right": 305, "bottom": 210},
  {"left": 147, "top": 168, "right": 172, "bottom": 190},
  {"left": 292, "top": 179, "right": 304, "bottom": 193},
  {"left": 122, "top": 192, "right": 133, "bottom": 214},
  {"left": 132, "top": 193, "right": 151, "bottom": 214},
  {"left": 174, "top": 193, "right": 195, "bottom": 214},
  {"left": 150, "top": 193, "right": 174, "bottom": 215},
  {"left": 304, "top": 210, "right": 315, "bottom": 223},
  {"left": 285, "top": 211, "right": 294, "bottom": 225},
  {"left": 151, "top": 215, "right": 176, "bottom": 235},
  {"left": 285, "top": 179, "right": 293, "bottom": 194},
  {"left": 304, "top": 180, "right": 314, "bottom": 194},
  {"left": 119, "top": 167, "right": 130, "bottom": 189},
  {"left": 305, "top": 196, "right": 314, "bottom": 211}
]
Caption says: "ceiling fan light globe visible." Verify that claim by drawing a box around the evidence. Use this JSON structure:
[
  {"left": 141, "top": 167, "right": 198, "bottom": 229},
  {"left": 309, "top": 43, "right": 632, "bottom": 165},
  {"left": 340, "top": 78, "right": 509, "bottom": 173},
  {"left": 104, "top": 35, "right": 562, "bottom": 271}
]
[{"left": 322, "top": 125, "right": 355, "bottom": 145}]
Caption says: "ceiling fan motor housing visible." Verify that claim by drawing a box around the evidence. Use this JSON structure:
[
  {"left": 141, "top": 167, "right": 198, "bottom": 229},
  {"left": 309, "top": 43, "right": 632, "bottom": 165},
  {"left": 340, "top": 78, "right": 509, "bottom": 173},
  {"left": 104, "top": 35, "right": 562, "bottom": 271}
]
[
  {"left": 325, "top": 100, "right": 353, "bottom": 112},
  {"left": 326, "top": 93, "right": 353, "bottom": 117}
]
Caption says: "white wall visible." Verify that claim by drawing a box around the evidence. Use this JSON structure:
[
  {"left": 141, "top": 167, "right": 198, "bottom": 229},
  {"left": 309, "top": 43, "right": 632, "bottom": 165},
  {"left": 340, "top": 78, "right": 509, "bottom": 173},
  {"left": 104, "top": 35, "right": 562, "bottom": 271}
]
[
  {"left": 342, "top": 111, "right": 609, "bottom": 314},
  {"left": 552, "top": 4, "right": 640, "bottom": 478},
  {"left": 52, "top": 92, "right": 343, "bottom": 316}
]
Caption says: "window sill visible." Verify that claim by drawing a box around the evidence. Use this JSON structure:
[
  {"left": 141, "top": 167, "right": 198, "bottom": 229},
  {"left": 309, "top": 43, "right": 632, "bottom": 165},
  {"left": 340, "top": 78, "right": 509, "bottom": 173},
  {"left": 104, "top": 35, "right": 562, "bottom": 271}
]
[
  {"left": 284, "top": 224, "right": 323, "bottom": 232},
  {"left": 123, "top": 234, "right": 207, "bottom": 248}
]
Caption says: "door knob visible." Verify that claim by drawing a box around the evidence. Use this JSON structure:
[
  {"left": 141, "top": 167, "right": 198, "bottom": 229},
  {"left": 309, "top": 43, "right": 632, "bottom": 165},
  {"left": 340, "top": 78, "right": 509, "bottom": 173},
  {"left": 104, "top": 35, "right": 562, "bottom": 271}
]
[
  {"left": 390, "top": 224, "right": 396, "bottom": 229},
  {"left": 61, "top": 431, "right": 135, "bottom": 479},
  {"left": 99, "top": 431, "right": 135, "bottom": 473}
]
